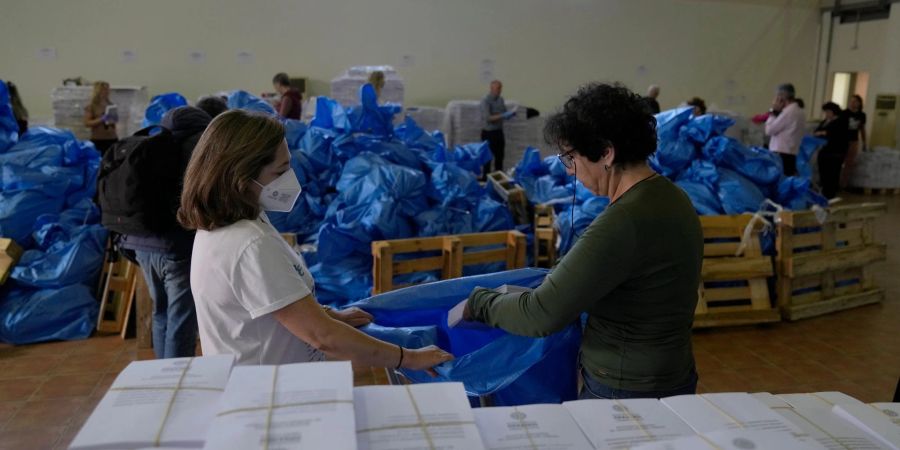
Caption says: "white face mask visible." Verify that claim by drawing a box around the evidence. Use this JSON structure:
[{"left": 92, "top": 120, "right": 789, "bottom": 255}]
[{"left": 254, "top": 170, "right": 302, "bottom": 212}]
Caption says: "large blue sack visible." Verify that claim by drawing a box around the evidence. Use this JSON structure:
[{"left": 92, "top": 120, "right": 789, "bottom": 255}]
[
  {"left": 309, "top": 255, "right": 373, "bottom": 307},
  {"left": 414, "top": 205, "right": 474, "bottom": 237},
  {"left": 717, "top": 168, "right": 766, "bottom": 214},
  {"left": 428, "top": 162, "right": 484, "bottom": 208},
  {"left": 682, "top": 114, "right": 735, "bottom": 144},
  {"left": 11, "top": 223, "right": 107, "bottom": 288},
  {"left": 675, "top": 180, "right": 724, "bottom": 215},
  {"left": 349, "top": 268, "right": 581, "bottom": 405},
  {"left": 282, "top": 119, "right": 308, "bottom": 150},
  {"left": 651, "top": 133, "right": 696, "bottom": 178},
  {"left": 395, "top": 116, "right": 445, "bottom": 154},
  {"left": 557, "top": 196, "right": 610, "bottom": 255},
  {"left": 776, "top": 176, "right": 828, "bottom": 211},
  {"left": 0, "top": 284, "right": 98, "bottom": 344},
  {"left": 797, "top": 135, "right": 827, "bottom": 179},
  {"left": 142, "top": 93, "right": 188, "bottom": 127},
  {"left": 514, "top": 147, "right": 549, "bottom": 182},
  {"left": 227, "top": 90, "right": 276, "bottom": 115},
  {"left": 336, "top": 152, "right": 428, "bottom": 217},
  {"left": 473, "top": 197, "right": 514, "bottom": 232},
  {"left": 0, "top": 80, "right": 18, "bottom": 152},
  {"left": 310, "top": 96, "right": 351, "bottom": 131},
  {"left": 702, "top": 136, "right": 782, "bottom": 186},
  {"left": 346, "top": 84, "right": 400, "bottom": 137},
  {"left": 318, "top": 200, "right": 415, "bottom": 263},
  {"left": 0, "top": 166, "right": 69, "bottom": 244}
]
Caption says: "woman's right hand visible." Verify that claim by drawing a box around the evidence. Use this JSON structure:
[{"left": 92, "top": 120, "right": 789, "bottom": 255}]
[{"left": 401, "top": 345, "right": 454, "bottom": 377}]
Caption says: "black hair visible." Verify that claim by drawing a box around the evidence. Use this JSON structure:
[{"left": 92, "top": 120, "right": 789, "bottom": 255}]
[
  {"left": 777, "top": 83, "right": 796, "bottom": 99},
  {"left": 196, "top": 96, "right": 229, "bottom": 118},
  {"left": 795, "top": 98, "right": 805, "bottom": 109},
  {"left": 687, "top": 97, "right": 707, "bottom": 115},
  {"left": 272, "top": 72, "right": 291, "bottom": 87},
  {"left": 822, "top": 102, "right": 842, "bottom": 115},
  {"left": 850, "top": 94, "right": 863, "bottom": 110},
  {"left": 544, "top": 82, "right": 657, "bottom": 165}
]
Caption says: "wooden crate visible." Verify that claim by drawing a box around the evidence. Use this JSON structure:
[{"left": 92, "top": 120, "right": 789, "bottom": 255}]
[
  {"left": 372, "top": 230, "right": 527, "bottom": 294},
  {"left": 97, "top": 246, "right": 139, "bottom": 334},
  {"left": 487, "top": 171, "right": 530, "bottom": 225},
  {"left": 534, "top": 204, "right": 558, "bottom": 268},
  {"left": 776, "top": 203, "right": 887, "bottom": 321},
  {"left": 0, "top": 238, "right": 23, "bottom": 285},
  {"left": 694, "top": 215, "right": 780, "bottom": 328}
]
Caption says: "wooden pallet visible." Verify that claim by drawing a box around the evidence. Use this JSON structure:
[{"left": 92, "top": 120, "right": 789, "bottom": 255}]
[
  {"left": 372, "top": 230, "right": 527, "bottom": 294},
  {"left": 0, "top": 238, "right": 23, "bottom": 285},
  {"left": 534, "top": 204, "right": 558, "bottom": 268},
  {"left": 776, "top": 203, "right": 887, "bottom": 321},
  {"left": 693, "top": 215, "right": 780, "bottom": 328},
  {"left": 96, "top": 245, "right": 139, "bottom": 334},
  {"left": 852, "top": 187, "right": 900, "bottom": 196},
  {"left": 487, "top": 171, "right": 530, "bottom": 225}
]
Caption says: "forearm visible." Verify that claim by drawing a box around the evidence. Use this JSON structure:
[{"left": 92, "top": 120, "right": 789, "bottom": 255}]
[
  {"left": 468, "top": 288, "right": 575, "bottom": 337},
  {"left": 316, "top": 319, "right": 402, "bottom": 368}
]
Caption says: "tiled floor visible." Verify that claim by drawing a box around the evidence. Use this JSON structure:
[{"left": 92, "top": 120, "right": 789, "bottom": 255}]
[{"left": 1, "top": 194, "right": 898, "bottom": 449}]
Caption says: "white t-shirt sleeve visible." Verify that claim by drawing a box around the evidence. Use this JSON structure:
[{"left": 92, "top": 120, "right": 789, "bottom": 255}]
[{"left": 232, "top": 234, "right": 313, "bottom": 319}]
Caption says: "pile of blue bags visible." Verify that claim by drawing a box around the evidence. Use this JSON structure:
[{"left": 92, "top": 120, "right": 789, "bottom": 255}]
[
  {"left": 0, "top": 80, "right": 106, "bottom": 344},
  {"left": 206, "top": 85, "right": 514, "bottom": 306},
  {"left": 513, "top": 107, "right": 829, "bottom": 256}
]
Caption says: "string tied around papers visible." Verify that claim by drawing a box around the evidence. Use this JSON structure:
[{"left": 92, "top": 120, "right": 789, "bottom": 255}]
[
  {"left": 699, "top": 394, "right": 746, "bottom": 429},
  {"left": 614, "top": 399, "right": 656, "bottom": 442},
  {"left": 772, "top": 406, "right": 855, "bottom": 450},
  {"left": 510, "top": 406, "right": 539, "bottom": 450},
  {"left": 106, "top": 357, "right": 214, "bottom": 448},
  {"left": 354, "top": 385, "right": 479, "bottom": 450}
]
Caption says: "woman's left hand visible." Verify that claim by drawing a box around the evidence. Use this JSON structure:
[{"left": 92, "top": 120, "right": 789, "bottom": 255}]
[{"left": 331, "top": 307, "right": 374, "bottom": 327}]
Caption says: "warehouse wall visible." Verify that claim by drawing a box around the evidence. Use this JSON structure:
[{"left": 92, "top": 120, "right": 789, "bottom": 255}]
[
  {"left": 825, "top": 8, "right": 900, "bottom": 145},
  {"left": 1, "top": 0, "right": 820, "bottom": 125}
]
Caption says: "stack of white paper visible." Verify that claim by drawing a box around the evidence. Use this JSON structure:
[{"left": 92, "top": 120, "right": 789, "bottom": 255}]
[
  {"left": 773, "top": 405, "right": 890, "bottom": 449},
  {"left": 850, "top": 147, "right": 900, "bottom": 189},
  {"left": 564, "top": 398, "right": 695, "bottom": 449},
  {"left": 474, "top": 404, "right": 593, "bottom": 449},
  {"left": 443, "top": 100, "right": 541, "bottom": 171},
  {"left": 354, "top": 383, "right": 485, "bottom": 450},
  {"left": 778, "top": 392, "right": 866, "bottom": 410},
  {"left": 661, "top": 393, "right": 805, "bottom": 436},
  {"left": 51, "top": 85, "right": 148, "bottom": 139},
  {"left": 751, "top": 392, "right": 793, "bottom": 409},
  {"left": 405, "top": 106, "right": 446, "bottom": 135},
  {"left": 69, "top": 355, "right": 235, "bottom": 450},
  {"left": 631, "top": 429, "right": 827, "bottom": 450},
  {"left": 444, "top": 100, "right": 487, "bottom": 150},
  {"left": 870, "top": 403, "right": 900, "bottom": 426},
  {"left": 833, "top": 404, "right": 900, "bottom": 450},
  {"left": 202, "top": 361, "right": 356, "bottom": 450}
]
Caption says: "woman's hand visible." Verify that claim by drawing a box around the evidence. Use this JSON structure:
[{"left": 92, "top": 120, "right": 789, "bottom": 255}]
[
  {"left": 401, "top": 345, "right": 454, "bottom": 377},
  {"left": 329, "top": 307, "right": 373, "bottom": 328}
]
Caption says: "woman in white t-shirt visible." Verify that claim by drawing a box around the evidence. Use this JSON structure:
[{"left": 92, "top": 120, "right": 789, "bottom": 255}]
[{"left": 177, "top": 110, "right": 453, "bottom": 372}]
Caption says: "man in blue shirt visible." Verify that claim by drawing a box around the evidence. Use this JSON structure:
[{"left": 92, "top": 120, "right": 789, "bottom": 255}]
[{"left": 480, "top": 80, "right": 515, "bottom": 176}]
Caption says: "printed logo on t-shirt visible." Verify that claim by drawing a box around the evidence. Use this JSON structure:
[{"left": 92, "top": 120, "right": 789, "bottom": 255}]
[{"left": 292, "top": 263, "right": 305, "bottom": 277}]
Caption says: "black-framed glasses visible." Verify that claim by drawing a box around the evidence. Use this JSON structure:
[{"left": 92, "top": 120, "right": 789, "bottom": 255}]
[{"left": 557, "top": 149, "right": 575, "bottom": 169}]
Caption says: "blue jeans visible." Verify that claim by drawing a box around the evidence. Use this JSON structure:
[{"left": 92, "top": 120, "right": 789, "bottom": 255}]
[
  {"left": 134, "top": 251, "right": 197, "bottom": 359},
  {"left": 579, "top": 368, "right": 698, "bottom": 400}
]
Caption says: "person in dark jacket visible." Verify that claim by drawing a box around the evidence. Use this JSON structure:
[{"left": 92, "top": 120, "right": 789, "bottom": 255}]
[
  {"left": 121, "top": 106, "right": 211, "bottom": 358},
  {"left": 814, "top": 102, "right": 849, "bottom": 199}
]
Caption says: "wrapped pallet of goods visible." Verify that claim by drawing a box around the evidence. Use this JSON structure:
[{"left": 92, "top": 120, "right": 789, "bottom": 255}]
[
  {"left": 404, "top": 106, "right": 445, "bottom": 135},
  {"left": 330, "top": 65, "right": 404, "bottom": 107},
  {"left": 50, "top": 85, "right": 148, "bottom": 139},
  {"left": 849, "top": 146, "right": 900, "bottom": 194},
  {"left": 444, "top": 100, "right": 544, "bottom": 171}
]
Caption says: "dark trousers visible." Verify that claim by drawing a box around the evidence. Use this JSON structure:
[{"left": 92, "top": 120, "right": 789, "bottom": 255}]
[
  {"left": 134, "top": 250, "right": 198, "bottom": 359},
  {"left": 91, "top": 139, "right": 118, "bottom": 158},
  {"left": 779, "top": 153, "right": 797, "bottom": 177},
  {"left": 818, "top": 152, "right": 845, "bottom": 199},
  {"left": 579, "top": 368, "right": 699, "bottom": 400},
  {"left": 481, "top": 129, "right": 505, "bottom": 176}
]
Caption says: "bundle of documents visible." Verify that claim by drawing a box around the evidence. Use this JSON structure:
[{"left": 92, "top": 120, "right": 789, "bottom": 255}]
[
  {"left": 833, "top": 403, "right": 900, "bottom": 450},
  {"left": 203, "top": 361, "right": 357, "bottom": 450},
  {"left": 631, "top": 429, "right": 826, "bottom": 450},
  {"left": 564, "top": 398, "right": 696, "bottom": 449},
  {"left": 405, "top": 106, "right": 446, "bottom": 135},
  {"left": 355, "top": 383, "right": 485, "bottom": 450},
  {"left": 850, "top": 147, "right": 900, "bottom": 189},
  {"left": 660, "top": 393, "right": 806, "bottom": 437},
  {"left": 474, "top": 404, "right": 593, "bottom": 449},
  {"left": 330, "top": 65, "right": 405, "bottom": 107},
  {"left": 69, "top": 355, "right": 235, "bottom": 449}
]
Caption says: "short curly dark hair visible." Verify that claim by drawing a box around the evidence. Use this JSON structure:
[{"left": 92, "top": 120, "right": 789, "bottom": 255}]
[{"left": 544, "top": 83, "right": 657, "bottom": 165}]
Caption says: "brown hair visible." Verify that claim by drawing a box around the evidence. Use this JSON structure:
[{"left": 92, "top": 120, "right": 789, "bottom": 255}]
[{"left": 177, "top": 110, "right": 285, "bottom": 231}]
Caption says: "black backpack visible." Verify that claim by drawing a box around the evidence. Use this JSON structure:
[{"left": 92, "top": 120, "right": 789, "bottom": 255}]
[{"left": 97, "top": 127, "right": 183, "bottom": 236}]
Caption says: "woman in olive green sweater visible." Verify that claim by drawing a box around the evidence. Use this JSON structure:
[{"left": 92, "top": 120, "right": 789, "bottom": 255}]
[{"left": 464, "top": 83, "right": 704, "bottom": 399}]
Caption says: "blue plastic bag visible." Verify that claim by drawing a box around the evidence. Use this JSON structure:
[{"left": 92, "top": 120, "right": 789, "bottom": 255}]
[
  {"left": 651, "top": 133, "right": 696, "bottom": 177},
  {"left": 309, "top": 255, "right": 373, "bottom": 307},
  {"left": 336, "top": 153, "right": 428, "bottom": 216},
  {"left": 682, "top": 114, "right": 735, "bottom": 144},
  {"left": 703, "top": 137, "right": 782, "bottom": 186},
  {"left": 395, "top": 116, "right": 446, "bottom": 154},
  {"left": 282, "top": 119, "right": 308, "bottom": 150},
  {"left": 348, "top": 268, "right": 580, "bottom": 405},
  {"left": 0, "top": 80, "right": 19, "bottom": 152},
  {"left": 677, "top": 159, "right": 720, "bottom": 191},
  {"left": 514, "top": 147, "right": 549, "bottom": 182},
  {"left": 142, "top": 93, "right": 188, "bottom": 127},
  {"left": 0, "top": 166, "right": 69, "bottom": 244},
  {"left": 11, "top": 223, "right": 107, "bottom": 288},
  {"left": 346, "top": 84, "right": 400, "bottom": 137},
  {"left": 717, "top": 168, "right": 766, "bottom": 214},
  {"left": 675, "top": 180, "right": 724, "bottom": 215},
  {"left": 557, "top": 196, "right": 610, "bottom": 255},
  {"left": 776, "top": 176, "right": 828, "bottom": 211},
  {"left": 0, "top": 284, "right": 98, "bottom": 344},
  {"left": 414, "top": 205, "right": 474, "bottom": 237},
  {"left": 227, "top": 90, "right": 276, "bottom": 115},
  {"left": 473, "top": 197, "right": 514, "bottom": 232},
  {"left": 310, "top": 96, "right": 351, "bottom": 131},
  {"left": 797, "top": 135, "right": 827, "bottom": 179},
  {"left": 427, "top": 162, "right": 484, "bottom": 207}
]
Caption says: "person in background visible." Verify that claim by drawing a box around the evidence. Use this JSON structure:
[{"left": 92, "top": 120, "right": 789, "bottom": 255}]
[
  {"left": 795, "top": 98, "right": 805, "bottom": 109},
  {"left": 687, "top": 97, "right": 706, "bottom": 117},
  {"left": 645, "top": 85, "right": 661, "bottom": 114},
  {"left": 764, "top": 83, "right": 806, "bottom": 176},
  {"left": 178, "top": 109, "right": 454, "bottom": 370},
  {"left": 272, "top": 72, "right": 302, "bottom": 120},
  {"left": 7, "top": 81, "right": 28, "bottom": 136},
  {"left": 842, "top": 94, "right": 866, "bottom": 188},
  {"left": 481, "top": 79, "right": 516, "bottom": 177},
  {"left": 462, "top": 83, "right": 704, "bottom": 400},
  {"left": 814, "top": 102, "right": 849, "bottom": 199},
  {"left": 196, "top": 95, "right": 228, "bottom": 119},
  {"left": 368, "top": 70, "right": 386, "bottom": 101},
  {"left": 121, "top": 106, "right": 211, "bottom": 358},
  {"left": 83, "top": 81, "right": 118, "bottom": 156}
]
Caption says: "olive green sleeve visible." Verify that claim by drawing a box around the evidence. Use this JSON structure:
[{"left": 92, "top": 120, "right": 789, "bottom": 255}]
[{"left": 467, "top": 209, "right": 637, "bottom": 336}]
